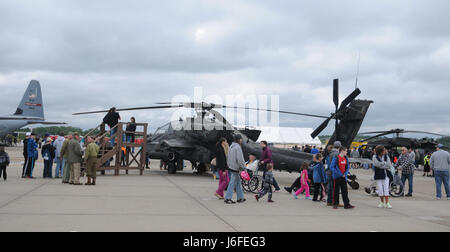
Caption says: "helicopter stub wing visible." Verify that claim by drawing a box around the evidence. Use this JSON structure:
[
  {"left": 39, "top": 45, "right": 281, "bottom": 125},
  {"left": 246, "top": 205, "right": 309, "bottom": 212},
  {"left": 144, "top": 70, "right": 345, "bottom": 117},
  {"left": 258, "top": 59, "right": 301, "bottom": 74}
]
[{"left": 160, "top": 139, "right": 197, "bottom": 149}]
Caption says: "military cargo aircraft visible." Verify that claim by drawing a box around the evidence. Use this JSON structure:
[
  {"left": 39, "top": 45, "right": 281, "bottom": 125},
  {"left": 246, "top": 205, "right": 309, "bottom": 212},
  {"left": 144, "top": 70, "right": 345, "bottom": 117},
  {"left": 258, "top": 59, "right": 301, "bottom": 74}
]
[{"left": 0, "top": 80, "right": 66, "bottom": 138}]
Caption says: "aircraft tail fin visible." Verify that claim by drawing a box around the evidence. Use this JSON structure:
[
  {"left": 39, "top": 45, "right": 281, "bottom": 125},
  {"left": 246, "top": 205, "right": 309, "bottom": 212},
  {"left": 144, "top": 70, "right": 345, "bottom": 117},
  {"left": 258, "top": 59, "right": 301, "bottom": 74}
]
[
  {"left": 327, "top": 99, "right": 373, "bottom": 149},
  {"left": 13, "top": 80, "right": 44, "bottom": 119}
]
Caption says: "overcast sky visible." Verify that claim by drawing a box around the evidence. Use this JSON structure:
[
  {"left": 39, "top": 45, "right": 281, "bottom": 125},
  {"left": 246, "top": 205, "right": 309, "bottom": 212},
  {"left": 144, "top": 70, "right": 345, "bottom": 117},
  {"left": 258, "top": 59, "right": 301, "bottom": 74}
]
[{"left": 0, "top": 0, "right": 449, "bottom": 137}]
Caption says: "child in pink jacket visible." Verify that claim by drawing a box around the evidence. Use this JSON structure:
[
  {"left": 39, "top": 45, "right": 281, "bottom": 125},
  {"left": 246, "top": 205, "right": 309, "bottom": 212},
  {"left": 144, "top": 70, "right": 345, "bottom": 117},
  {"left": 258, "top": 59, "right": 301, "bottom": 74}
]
[{"left": 293, "top": 162, "right": 312, "bottom": 200}]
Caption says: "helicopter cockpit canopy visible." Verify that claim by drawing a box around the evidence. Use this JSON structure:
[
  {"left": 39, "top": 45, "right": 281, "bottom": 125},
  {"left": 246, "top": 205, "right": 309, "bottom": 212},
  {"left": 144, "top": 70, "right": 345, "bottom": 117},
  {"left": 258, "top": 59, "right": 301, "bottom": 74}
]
[{"left": 154, "top": 123, "right": 174, "bottom": 135}]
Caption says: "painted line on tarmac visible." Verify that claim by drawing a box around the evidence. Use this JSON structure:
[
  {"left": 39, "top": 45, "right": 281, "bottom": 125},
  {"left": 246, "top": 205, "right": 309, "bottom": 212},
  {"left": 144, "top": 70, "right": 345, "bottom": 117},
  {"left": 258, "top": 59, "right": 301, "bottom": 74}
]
[
  {"left": 162, "top": 175, "right": 239, "bottom": 232},
  {"left": 0, "top": 179, "right": 53, "bottom": 210}
]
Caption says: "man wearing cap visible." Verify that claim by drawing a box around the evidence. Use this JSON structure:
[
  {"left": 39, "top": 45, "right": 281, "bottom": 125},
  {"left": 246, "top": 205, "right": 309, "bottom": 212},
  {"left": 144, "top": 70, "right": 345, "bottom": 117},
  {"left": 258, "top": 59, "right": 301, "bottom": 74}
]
[
  {"left": 21, "top": 132, "right": 31, "bottom": 178},
  {"left": 60, "top": 133, "right": 73, "bottom": 183},
  {"left": 325, "top": 141, "right": 341, "bottom": 206},
  {"left": 224, "top": 134, "right": 246, "bottom": 204},
  {"left": 25, "top": 133, "right": 38, "bottom": 178},
  {"left": 431, "top": 144, "right": 450, "bottom": 200},
  {"left": 42, "top": 137, "right": 56, "bottom": 178},
  {"left": 67, "top": 133, "right": 83, "bottom": 185}
]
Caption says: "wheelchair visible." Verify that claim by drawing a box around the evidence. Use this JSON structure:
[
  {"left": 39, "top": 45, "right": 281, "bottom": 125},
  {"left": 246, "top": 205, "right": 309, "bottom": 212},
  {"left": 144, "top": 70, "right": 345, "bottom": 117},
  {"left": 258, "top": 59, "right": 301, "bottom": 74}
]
[{"left": 241, "top": 167, "right": 264, "bottom": 194}]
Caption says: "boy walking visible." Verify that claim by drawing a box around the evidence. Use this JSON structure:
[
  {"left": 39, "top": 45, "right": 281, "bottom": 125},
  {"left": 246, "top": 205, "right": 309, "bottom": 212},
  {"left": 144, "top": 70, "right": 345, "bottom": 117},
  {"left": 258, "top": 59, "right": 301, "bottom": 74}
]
[
  {"left": 255, "top": 163, "right": 275, "bottom": 203},
  {"left": 0, "top": 147, "right": 10, "bottom": 181}
]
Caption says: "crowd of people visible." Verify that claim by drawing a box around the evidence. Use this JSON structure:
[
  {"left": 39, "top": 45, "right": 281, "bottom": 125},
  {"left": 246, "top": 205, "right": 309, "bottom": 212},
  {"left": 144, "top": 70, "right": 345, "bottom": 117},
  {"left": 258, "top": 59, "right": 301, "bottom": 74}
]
[
  {"left": 14, "top": 131, "right": 101, "bottom": 185},
  {"left": 213, "top": 136, "right": 450, "bottom": 208},
  {"left": 0, "top": 108, "right": 138, "bottom": 185},
  {"left": 1, "top": 114, "right": 449, "bottom": 208}
]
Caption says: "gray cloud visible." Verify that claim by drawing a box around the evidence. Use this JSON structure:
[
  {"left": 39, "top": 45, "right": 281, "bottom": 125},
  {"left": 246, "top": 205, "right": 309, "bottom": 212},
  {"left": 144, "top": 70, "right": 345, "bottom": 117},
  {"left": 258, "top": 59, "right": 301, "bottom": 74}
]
[{"left": 0, "top": 0, "right": 449, "bottom": 136}]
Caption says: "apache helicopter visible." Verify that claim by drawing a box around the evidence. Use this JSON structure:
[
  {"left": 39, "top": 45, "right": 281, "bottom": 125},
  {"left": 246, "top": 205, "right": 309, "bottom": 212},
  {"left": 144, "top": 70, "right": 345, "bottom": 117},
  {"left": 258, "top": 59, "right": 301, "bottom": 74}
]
[
  {"left": 74, "top": 79, "right": 373, "bottom": 174},
  {"left": 359, "top": 128, "right": 449, "bottom": 156}
]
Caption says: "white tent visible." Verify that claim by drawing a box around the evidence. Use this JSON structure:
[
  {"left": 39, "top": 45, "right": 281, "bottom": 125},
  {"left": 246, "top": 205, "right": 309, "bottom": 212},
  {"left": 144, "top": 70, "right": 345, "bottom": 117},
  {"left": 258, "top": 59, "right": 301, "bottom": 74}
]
[{"left": 237, "top": 126, "right": 322, "bottom": 146}]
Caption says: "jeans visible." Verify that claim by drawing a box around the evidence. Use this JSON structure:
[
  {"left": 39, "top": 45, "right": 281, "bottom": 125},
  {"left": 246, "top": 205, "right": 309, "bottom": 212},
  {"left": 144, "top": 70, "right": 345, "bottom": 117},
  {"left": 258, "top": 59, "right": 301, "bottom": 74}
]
[
  {"left": 127, "top": 136, "right": 135, "bottom": 153},
  {"left": 258, "top": 184, "right": 273, "bottom": 201},
  {"left": 263, "top": 171, "right": 281, "bottom": 191},
  {"left": 225, "top": 172, "right": 244, "bottom": 201},
  {"left": 110, "top": 127, "right": 117, "bottom": 145},
  {"left": 43, "top": 159, "right": 53, "bottom": 178},
  {"left": 55, "top": 158, "right": 64, "bottom": 178},
  {"left": 434, "top": 170, "right": 450, "bottom": 198},
  {"left": 401, "top": 173, "right": 414, "bottom": 195}
]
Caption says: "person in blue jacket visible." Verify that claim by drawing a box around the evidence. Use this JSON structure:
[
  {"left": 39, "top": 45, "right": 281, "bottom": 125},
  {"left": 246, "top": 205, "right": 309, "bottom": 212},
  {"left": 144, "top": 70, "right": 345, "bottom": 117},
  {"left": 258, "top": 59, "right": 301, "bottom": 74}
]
[
  {"left": 330, "top": 147, "right": 355, "bottom": 209},
  {"left": 25, "top": 133, "right": 38, "bottom": 178},
  {"left": 312, "top": 153, "right": 327, "bottom": 202}
]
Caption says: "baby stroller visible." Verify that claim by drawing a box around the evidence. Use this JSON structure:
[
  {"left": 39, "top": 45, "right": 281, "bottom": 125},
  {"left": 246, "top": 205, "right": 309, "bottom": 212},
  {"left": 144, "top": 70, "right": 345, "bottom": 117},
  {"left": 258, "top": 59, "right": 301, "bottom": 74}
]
[
  {"left": 347, "top": 172, "right": 360, "bottom": 190},
  {"left": 365, "top": 171, "right": 404, "bottom": 197}
]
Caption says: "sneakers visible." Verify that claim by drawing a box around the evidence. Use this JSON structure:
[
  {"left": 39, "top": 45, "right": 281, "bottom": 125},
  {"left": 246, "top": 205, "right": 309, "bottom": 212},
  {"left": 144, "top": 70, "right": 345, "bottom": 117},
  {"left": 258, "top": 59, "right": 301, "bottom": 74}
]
[
  {"left": 305, "top": 197, "right": 312, "bottom": 200},
  {"left": 437, "top": 197, "right": 442, "bottom": 200},
  {"left": 284, "top": 187, "right": 292, "bottom": 193},
  {"left": 237, "top": 199, "right": 246, "bottom": 203},
  {"left": 378, "top": 203, "right": 385, "bottom": 208},
  {"left": 292, "top": 192, "right": 298, "bottom": 199},
  {"left": 405, "top": 194, "right": 412, "bottom": 197},
  {"left": 385, "top": 203, "right": 392, "bottom": 209},
  {"left": 224, "top": 199, "right": 236, "bottom": 204},
  {"left": 268, "top": 199, "right": 274, "bottom": 203}
]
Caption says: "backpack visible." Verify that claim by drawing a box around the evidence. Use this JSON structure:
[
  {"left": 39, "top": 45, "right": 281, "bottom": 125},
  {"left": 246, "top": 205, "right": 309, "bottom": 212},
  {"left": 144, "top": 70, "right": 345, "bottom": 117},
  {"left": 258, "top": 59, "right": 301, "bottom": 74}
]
[{"left": 0, "top": 153, "right": 9, "bottom": 166}]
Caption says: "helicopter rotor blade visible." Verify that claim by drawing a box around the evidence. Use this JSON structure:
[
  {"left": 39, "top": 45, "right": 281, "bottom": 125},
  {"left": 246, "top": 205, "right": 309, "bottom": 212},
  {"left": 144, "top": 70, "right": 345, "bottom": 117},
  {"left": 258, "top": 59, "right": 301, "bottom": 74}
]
[
  {"left": 337, "top": 88, "right": 361, "bottom": 113},
  {"left": 361, "top": 132, "right": 393, "bottom": 142},
  {"left": 310, "top": 116, "right": 333, "bottom": 139},
  {"left": 402, "top": 131, "right": 449, "bottom": 137},
  {"left": 156, "top": 102, "right": 329, "bottom": 119},
  {"left": 359, "top": 131, "right": 394, "bottom": 135},
  {"left": 73, "top": 105, "right": 183, "bottom": 115},
  {"left": 333, "top": 79, "right": 339, "bottom": 109}
]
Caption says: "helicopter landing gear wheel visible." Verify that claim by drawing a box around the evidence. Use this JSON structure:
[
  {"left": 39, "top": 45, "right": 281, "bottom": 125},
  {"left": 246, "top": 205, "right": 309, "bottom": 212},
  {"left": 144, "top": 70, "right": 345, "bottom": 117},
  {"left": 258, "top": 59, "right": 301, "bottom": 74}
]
[
  {"left": 196, "top": 163, "right": 206, "bottom": 174},
  {"left": 167, "top": 162, "right": 177, "bottom": 174}
]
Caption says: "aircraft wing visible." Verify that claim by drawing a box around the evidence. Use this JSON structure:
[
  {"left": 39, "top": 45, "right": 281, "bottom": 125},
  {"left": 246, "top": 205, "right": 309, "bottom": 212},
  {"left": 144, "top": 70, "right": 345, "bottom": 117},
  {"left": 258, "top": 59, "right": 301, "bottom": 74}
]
[
  {"left": 27, "top": 121, "right": 67, "bottom": 125},
  {"left": 160, "top": 139, "right": 196, "bottom": 149},
  {"left": 0, "top": 116, "right": 44, "bottom": 120}
]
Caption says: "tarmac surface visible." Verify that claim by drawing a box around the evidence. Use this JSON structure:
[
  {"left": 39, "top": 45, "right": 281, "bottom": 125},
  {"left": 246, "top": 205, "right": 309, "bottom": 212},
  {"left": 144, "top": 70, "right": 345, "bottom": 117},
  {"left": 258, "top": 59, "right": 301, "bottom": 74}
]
[{"left": 0, "top": 146, "right": 449, "bottom": 232}]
